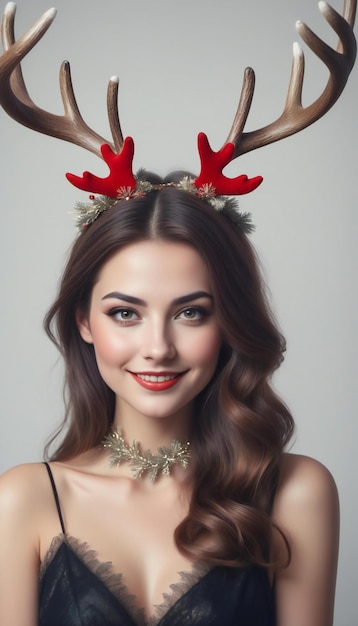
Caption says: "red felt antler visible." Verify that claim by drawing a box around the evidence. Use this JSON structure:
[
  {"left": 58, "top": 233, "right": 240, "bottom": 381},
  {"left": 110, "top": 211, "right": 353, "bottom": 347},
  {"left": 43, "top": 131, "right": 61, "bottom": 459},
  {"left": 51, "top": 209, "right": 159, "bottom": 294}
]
[
  {"left": 66, "top": 137, "right": 136, "bottom": 197},
  {"left": 194, "top": 133, "right": 263, "bottom": 195}
]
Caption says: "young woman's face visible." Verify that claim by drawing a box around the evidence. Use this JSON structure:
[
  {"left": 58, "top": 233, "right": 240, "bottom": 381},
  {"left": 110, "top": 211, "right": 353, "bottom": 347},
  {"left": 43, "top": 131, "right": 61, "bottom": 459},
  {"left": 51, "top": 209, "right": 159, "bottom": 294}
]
[{"left": 77, "top": 240, "right": 222, "bottom": 422}]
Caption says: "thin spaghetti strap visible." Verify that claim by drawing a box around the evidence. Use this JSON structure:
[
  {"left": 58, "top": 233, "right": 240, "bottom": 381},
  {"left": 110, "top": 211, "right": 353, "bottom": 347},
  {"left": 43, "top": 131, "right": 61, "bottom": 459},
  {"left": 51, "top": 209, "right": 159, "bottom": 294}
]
[{"left": 43, "top": 462, "right": 66, "bottom": 534}]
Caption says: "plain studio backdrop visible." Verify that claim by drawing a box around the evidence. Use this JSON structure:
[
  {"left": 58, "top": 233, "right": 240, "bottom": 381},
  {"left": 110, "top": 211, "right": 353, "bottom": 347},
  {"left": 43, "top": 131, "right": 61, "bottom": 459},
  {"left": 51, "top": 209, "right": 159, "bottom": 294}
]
[{"left": 0, "top": 0, "right": 356, "bottom": 623}]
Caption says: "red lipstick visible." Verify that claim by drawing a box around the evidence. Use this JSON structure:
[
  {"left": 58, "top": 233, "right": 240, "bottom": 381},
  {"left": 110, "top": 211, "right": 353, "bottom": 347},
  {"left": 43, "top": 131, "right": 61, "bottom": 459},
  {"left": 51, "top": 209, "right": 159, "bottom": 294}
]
[{"left": 129, "top": 371, "right": 186, "bottom": 392}]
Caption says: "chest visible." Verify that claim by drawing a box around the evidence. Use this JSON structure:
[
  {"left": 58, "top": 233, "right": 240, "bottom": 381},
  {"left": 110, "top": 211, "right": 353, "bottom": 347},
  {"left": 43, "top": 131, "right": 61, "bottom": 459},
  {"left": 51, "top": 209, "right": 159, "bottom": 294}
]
[
  {"left": 42, "top": 475, "right": 194, "bottom": 611},
  {"left": 39, "top": 545, "right": 275, "bottom": 626}
]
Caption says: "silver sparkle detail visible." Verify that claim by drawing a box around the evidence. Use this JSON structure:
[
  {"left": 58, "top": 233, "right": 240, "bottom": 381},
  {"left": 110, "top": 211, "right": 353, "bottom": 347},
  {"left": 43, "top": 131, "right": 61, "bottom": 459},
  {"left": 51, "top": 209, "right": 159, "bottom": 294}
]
[{"left": 101, "top": 429, "right": 191, "bottom": 481}]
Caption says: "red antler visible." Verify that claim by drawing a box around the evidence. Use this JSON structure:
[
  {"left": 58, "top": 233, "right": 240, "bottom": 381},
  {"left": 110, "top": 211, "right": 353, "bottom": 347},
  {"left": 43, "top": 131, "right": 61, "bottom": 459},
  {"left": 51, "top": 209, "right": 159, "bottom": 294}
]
[
  {"left": 194, "top": 132, "right": 263, "bottom": 195},
  {"left": 66, "top": 138, "right": 136, "bottom": 197}
]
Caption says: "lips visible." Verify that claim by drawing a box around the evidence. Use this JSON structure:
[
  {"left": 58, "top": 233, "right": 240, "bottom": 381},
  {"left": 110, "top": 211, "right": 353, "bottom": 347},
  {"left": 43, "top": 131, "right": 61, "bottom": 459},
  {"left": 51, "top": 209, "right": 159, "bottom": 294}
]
[{"left": 129, "top": 371, "right": 186, "bottom": 391}]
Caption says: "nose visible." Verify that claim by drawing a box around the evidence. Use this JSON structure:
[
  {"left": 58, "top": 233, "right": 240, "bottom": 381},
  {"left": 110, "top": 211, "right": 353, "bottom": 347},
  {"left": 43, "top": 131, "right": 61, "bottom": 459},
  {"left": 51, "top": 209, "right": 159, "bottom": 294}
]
[{"left": 140, "top": 319, "right": 176, "bottom": 362}]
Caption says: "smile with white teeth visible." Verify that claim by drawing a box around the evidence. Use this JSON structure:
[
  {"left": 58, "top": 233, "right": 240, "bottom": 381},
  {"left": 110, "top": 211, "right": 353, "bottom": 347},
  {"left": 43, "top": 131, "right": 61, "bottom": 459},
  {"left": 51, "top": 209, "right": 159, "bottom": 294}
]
[{"left": 136, "top": 374, "right": 178, "bottom": 383}]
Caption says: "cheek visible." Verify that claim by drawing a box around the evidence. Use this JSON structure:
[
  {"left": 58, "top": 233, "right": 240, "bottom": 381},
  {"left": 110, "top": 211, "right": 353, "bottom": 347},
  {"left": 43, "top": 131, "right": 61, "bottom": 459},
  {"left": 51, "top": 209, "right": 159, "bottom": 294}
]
[
  {"left": 88, "top": 322, "right": 132, "bottom": 365},
  {"left": 187, "top": 327, "right": 222, "bottom": 369}
]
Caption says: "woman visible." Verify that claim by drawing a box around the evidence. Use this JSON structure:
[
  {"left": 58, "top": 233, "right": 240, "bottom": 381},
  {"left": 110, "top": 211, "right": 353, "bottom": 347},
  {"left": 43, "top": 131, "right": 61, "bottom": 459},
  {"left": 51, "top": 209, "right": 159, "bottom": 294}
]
[
  {"left": 0, "top": 182, "right": 339, "bottom": 625},
  {"left": 0, "top": 1, "right": 354, "bottom": 624}
]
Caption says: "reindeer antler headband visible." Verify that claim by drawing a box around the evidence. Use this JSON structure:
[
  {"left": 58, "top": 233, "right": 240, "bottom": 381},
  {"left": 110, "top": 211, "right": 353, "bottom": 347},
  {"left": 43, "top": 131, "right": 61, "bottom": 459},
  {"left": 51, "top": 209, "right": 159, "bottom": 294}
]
[{"left": 0, "top": 1, "right": 356, "bottom": 231}]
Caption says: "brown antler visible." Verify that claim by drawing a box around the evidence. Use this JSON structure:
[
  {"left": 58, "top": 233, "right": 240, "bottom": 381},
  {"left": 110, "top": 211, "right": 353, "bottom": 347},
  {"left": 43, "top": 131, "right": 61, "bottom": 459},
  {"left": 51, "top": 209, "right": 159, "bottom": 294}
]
[
  {"left": 1, "top": 2, "right": 356, "bottom": 182},
  {"left": 226, "top": 0, "right": 357, "bottom": 158},
  {"left": 0, "top": 2, "right": 123, "bottom": 156}
]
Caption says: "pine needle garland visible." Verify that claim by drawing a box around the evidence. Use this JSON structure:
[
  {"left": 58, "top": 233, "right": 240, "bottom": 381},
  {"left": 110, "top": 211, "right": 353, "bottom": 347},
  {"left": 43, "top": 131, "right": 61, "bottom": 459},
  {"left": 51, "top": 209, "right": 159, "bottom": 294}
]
[{"left": 102, "top": 429, "right": 191, "bottom": 481}]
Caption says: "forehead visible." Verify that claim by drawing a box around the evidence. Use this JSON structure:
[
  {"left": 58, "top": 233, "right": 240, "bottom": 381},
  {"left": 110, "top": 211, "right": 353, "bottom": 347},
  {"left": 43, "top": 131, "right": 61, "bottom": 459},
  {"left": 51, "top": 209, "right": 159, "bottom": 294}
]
[{"left": 94, "top": 240, "right": 212, "bottom": 295}]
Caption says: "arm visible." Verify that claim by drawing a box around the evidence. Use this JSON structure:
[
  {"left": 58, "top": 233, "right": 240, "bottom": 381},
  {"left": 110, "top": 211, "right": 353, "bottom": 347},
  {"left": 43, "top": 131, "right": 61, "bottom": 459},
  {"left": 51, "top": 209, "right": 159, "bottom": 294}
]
[
  {"left": 273, "top": 454, "right": 339, "bottom": 626},
  {"left": 0, "top": 464, "right": 44, "bottom": 626}
]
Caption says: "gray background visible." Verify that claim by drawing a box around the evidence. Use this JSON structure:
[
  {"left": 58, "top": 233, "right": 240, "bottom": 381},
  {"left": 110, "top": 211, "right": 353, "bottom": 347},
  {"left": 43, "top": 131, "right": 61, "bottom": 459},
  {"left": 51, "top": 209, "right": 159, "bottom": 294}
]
[{"left": 0, "top": 1, "right": 357, "bottom": 623}]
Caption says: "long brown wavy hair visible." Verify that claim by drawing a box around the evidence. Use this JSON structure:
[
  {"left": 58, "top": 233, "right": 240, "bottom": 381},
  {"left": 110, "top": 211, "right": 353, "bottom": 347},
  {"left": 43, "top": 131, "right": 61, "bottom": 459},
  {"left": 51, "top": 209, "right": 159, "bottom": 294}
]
[{"left": 44, "top": 180, "right": 294, "bottom": 568}]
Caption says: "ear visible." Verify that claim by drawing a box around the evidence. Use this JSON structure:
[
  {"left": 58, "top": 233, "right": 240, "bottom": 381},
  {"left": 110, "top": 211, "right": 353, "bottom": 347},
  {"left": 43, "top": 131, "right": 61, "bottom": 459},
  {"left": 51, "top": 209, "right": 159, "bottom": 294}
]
[{"left": 76, "top": 310, "right": 94, "bottom": 344}]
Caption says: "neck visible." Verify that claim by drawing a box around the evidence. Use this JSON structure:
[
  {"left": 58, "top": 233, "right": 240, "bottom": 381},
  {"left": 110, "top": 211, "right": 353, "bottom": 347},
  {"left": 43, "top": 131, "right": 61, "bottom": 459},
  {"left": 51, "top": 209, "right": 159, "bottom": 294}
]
[{"left": 112, "top": 404, "right": 192, "bottom": 451}]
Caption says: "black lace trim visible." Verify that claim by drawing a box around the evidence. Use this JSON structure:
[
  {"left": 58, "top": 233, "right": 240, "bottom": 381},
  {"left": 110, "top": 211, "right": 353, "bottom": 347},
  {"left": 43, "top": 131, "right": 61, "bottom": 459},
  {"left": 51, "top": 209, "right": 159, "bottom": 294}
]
[
  {"left": 148, "top": 563, "right": 211, "bottom": 626},
  {"left": 40, "top": 534, "right": 211, "bottom": 625}
]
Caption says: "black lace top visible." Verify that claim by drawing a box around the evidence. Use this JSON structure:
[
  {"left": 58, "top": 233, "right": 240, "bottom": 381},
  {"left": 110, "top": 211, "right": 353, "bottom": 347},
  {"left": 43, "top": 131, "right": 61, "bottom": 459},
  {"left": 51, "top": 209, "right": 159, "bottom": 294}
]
[{"left": 39, "top": 463, "right": 275, "bottom": 626}]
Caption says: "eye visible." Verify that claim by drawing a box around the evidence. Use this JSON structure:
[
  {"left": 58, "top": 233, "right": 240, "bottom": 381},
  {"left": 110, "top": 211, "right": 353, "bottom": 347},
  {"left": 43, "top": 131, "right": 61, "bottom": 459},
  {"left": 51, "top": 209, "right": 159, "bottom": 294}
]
[
  {"left": 176, "top": 306, "right": 208, "bottom": 321},
  {"left": 107, "top": 308, "right": 140, "bottom": 324}
]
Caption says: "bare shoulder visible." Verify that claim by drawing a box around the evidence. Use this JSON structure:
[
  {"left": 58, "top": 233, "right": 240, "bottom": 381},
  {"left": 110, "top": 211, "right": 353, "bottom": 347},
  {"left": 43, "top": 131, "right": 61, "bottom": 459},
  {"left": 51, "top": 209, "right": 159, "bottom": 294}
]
[
  {"left": 0, "top": 463, "right": 52, "bottom": 523},
  {"left": 273, "top": 453, "right": 339, "bottom": 523},
  {"left": 0, "top": 464, "right": 56, "bottom": 624},
  {"left": 272, "top": 454, "right": 339, "bottom": 626},
  {"left": 0, "top": 461, "right": 49, "bottom": 490}
]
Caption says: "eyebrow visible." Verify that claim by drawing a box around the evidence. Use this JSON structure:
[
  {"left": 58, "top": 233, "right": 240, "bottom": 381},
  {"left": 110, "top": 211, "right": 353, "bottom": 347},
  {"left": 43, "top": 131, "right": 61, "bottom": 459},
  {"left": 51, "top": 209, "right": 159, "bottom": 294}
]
[{"left": 101, "top": 291, "right": 213, "bottom": 306}]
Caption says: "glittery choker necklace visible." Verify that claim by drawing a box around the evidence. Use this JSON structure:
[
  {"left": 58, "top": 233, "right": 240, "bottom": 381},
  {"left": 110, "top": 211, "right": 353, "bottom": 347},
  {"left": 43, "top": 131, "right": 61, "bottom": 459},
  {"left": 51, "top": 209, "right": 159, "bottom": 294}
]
[{"left": 101, "top": 429, "right": 191, "bottom": 481}]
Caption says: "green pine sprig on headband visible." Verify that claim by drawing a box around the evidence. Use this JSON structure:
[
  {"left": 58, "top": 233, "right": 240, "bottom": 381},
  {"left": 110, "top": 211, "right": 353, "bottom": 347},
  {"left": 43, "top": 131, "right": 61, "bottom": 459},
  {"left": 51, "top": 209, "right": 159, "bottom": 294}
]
[{"left": 73, "top": 195, "right": 118, "bottom": 231}]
